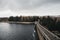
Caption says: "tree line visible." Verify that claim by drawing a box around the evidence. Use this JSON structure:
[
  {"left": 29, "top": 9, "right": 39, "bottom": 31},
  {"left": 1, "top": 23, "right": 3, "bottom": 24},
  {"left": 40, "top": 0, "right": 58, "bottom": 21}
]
[{"left": 8, "top": 16, "right": 39, "bottom": 22}]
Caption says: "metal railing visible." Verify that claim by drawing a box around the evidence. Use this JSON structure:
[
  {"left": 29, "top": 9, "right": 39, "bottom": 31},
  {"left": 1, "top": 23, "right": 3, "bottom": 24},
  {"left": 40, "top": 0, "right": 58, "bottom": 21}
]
[{"left": 35, "top": 21, "right": 60, "bottom": 40}]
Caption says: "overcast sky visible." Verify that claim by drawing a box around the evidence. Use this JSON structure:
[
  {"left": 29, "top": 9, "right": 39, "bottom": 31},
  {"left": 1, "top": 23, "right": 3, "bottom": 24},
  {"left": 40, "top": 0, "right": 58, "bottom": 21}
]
[{"left": 0, "top": 0, "right": 60, "bottom": 17}]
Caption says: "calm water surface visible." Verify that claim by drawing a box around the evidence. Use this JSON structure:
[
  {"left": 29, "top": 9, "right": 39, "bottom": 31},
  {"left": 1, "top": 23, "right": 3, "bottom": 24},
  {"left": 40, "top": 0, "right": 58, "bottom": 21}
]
[{"left": 0, "top": 22, "right": 35, "bottom": 40}]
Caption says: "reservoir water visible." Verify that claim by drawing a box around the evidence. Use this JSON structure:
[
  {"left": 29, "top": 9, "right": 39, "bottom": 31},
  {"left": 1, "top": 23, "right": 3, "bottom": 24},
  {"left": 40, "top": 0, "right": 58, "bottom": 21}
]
[{"left": 0, "top": 22, "right": 35, "bottom": 40}]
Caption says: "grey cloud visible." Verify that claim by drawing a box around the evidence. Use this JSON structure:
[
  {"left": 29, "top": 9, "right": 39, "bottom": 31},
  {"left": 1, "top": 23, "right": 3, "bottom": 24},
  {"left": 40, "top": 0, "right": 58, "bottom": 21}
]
[
  {"left": 0, "top": 0, "right": 60, "bottom": 11},
  {"left": 0, "top": 0, "right": 60, "bottom": 17}
]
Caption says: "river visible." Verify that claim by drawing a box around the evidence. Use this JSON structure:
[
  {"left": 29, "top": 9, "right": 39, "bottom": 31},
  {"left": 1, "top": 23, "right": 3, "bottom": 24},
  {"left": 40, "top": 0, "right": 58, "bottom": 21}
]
[{"left": 0, "top": 22, "right": 35, "bottom": 40}]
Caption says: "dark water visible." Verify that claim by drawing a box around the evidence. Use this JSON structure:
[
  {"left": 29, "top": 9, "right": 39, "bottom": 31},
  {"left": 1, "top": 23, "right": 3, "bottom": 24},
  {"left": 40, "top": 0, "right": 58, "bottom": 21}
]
[{"left": 0, "top": 23, "right": 35, "bottom": 40}]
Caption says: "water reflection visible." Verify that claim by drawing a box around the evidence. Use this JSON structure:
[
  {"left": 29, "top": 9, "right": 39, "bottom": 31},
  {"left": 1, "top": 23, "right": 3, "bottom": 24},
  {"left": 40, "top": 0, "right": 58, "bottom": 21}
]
[
  {"left": 0, "top": 23, "right": 35, "bottom": 40},
  {"left": 0, "top": 23, "right": 10, "bottom": 31}
]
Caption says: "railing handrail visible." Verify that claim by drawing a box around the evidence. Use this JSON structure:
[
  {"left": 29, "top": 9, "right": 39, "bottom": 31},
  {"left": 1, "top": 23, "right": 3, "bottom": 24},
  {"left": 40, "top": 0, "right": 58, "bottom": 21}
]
[
  {"left": 36, "top": 23, "right": 51, "bottom": 40},
  {"left": 38, "top": 22, "right": 60, "bottom": 38},
  {"left": 35, "top": 21, "right": 60, "bottom": 40}
]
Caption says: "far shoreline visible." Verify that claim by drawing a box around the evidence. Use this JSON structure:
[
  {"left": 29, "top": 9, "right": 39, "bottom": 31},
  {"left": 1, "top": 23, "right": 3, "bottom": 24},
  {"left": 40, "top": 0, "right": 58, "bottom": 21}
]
[{"left": 0, "top": 21, "right": 35, "bottom": 24}]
